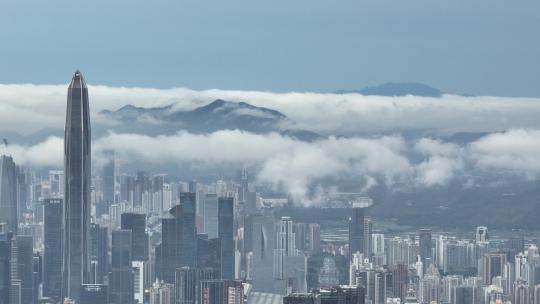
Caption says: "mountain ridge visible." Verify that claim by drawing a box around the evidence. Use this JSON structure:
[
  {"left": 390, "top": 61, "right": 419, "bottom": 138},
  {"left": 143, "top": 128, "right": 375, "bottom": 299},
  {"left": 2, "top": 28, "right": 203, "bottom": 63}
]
[
  {"left": 335, "top": 82, "right": 444, "bottom": 97},
  {"left": 100, "top": 99, "right": 320, "bottom": 140}
]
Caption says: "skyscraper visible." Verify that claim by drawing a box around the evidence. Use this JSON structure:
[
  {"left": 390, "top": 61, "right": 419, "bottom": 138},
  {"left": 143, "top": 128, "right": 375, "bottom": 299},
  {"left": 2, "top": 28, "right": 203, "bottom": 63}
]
[
  {"left": 364, "top": 217, "right": 373, "bottom": 260},
  {"left": 0, "top": 230, "right": 13, "bottom": 304},
  {"left": 514, "top": 280, "right": 529, "bottom": 304},
  {"left": 43, "top": 198, "right": 63, "bottom": 300},
  {"left": 175, "top": 267, "right": 219, "bottom": 304},
  {"left": 218, "top": 197, "right": 234, "bottom": 280},
  {"left": 121, "top": 213, "right": 148, "bottom": 261},
  {"left": 202, "top": 194, "right": 219, "bottom": 239},
  {"left": 15, "top": 235, "right": 34, "bottom": 304},
  {"left": 32, "top": 253, "right": 41, "bottom": 304},
  {"left": 157, "top": 199, "right": 197, "bottom": 284},
  {"left": 250, "top": 214, "right": 277, "bottom": 293},
  {"left": 175, "top": 267, "right": 197, "bottom": 304},
  {"left": 0, "top": 155, "right": 18, "bottom": 235},
  {"left": 89, "top": 223, "right": 109, "bottom": 284},
  {"left": 196, "top": 235, "right": 221, "bottom": 271},
  {"left": 349, "top": 205, "right": 365, "bottom": 260},
  {"left": 392, "top": 263, "right": 408, "bottom": 302},
  {"left": 48, "top": 170, "right": 64, "bottom": 198},
  {"left": 533, "top": 285, "right": 540, "bottom": 304},
  {"left": 110, "top": 229, "right": 133, "bottom": 304},
  {"left": 237, "top": 167, "right": 249, "bottom": 204},
  {"left": 419, "top": 229, "right": 432, "bottom": 271},
  {"left": 156, "top": 207, "right": 181, "bottom": 284},
  {"left": 307, "top": 223, "right": 321, "bottom": 252},
  {"left": 132, "top": 261, "right": 146, "bottom": 303},
  {"left": 102, "top": 150, "right": 116, "bottom": 206},
  {"left": 180, "top": 192, "right": 197, "bottom": 268},
  {"left": 63, "top": 70, "right": 92, "bottom": 301},
  {"left": 294, "top": 223, "right": 307, "bottom": 252},
  {"left": 372, "top": 234, "right": 385, "bottom": 255},
  {"left": 274, "top": 216, "right": 296, "bottom": 280}
]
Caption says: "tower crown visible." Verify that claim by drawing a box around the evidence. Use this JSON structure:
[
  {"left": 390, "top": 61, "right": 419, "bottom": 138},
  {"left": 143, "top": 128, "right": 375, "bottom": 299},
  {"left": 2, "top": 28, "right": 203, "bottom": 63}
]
[{"left": 69, "top": 70, "right": 87, "bottom": 89}]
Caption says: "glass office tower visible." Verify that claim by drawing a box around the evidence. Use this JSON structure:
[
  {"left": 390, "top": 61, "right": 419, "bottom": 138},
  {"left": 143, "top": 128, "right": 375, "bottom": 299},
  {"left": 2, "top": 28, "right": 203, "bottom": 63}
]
[{"left": 62, "top": 70, "right": 92, "bottom": 302}]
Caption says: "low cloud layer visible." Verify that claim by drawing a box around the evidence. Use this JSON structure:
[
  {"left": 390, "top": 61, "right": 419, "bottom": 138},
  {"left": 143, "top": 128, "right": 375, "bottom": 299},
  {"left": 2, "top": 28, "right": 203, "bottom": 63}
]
[
  {"left": 469, "top": 129, "right": 540, "bottom": 178},
  {"left": 4, "top": 129, "right": 539, "bottom": 204},
  {"left": 2, "top": 84, "right": 540, "bottom": 136},
  {"left": 2, "top": 83, "right": 539, "bottom": 203}
]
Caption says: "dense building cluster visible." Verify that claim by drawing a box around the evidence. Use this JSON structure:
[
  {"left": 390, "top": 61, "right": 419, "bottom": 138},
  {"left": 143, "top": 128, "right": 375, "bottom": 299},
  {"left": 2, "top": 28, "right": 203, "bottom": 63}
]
[{"left": 287, "top": 207, "right": 539, "bottom": 304}]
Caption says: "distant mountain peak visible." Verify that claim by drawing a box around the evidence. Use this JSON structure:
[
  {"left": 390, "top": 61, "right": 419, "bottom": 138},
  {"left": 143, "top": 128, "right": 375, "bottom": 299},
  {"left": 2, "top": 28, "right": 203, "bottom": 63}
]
[
  {"left": 336, "top": 82, "right": 443, "bottom": 97},
  {"left": 191, "top": 99, "right": 286, "bottom": 120},
  {"left": 199, "top": 99, "right": 228, "bottom": 110}
]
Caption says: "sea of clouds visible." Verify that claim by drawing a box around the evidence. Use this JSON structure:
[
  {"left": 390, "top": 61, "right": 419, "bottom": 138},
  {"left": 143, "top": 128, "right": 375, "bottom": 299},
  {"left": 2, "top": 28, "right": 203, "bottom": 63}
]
[{"left": 1, "top": 84, "right": 540, "bottom": 202}]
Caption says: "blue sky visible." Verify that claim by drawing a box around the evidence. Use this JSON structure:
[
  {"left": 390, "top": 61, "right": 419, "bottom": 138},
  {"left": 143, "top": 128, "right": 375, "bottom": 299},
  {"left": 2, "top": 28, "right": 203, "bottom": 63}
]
[{"left": 1, "top": 0, "right": 539, "bottom": 96}]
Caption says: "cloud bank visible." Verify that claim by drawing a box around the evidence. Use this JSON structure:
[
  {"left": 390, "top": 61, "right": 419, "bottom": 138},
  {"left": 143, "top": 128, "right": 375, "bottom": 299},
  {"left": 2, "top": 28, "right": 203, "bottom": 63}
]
[
  {"left": 4, "top": 129, "right": 539, "bottom": 203},
  {"left": 2, "top": 83, "right": 539, "bottom": 203},
  {"left": 2, "top": 84, "right": 540, "bottom": 136}
]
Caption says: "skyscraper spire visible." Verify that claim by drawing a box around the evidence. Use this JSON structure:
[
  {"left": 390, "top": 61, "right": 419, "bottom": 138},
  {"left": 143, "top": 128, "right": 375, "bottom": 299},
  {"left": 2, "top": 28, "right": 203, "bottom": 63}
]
[{"left": 62, "top": 70, "right": 91, "bottom": 302}]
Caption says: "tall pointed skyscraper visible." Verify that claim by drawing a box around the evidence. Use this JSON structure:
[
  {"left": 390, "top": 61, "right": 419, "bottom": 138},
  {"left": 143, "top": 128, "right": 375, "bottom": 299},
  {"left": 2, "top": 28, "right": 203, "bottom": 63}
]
[
  {"left": 62, "top": 70, "right": 91, "bottom": 302},
  {"left": 0, "top": 155, "right": 18, "bottom": 235}
]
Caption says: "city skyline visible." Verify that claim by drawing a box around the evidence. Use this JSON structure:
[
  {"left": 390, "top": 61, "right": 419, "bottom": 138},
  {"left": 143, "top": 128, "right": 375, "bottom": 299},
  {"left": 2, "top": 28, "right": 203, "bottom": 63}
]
[
  {"left": 0, "top": 0, "right": 538, "bottom": 303},
  {"left": 0, "top": 73, "right": 537, "bottom": 303}
]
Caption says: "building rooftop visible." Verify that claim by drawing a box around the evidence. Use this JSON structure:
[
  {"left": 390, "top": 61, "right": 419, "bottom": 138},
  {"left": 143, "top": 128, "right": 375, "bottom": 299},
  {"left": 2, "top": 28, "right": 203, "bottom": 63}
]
[
  {"left": 69, "top": 69, "right": 87, "bottom": 89},
  {"left": 249, "top": 292, "right": 283, "bottom": 304}
]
